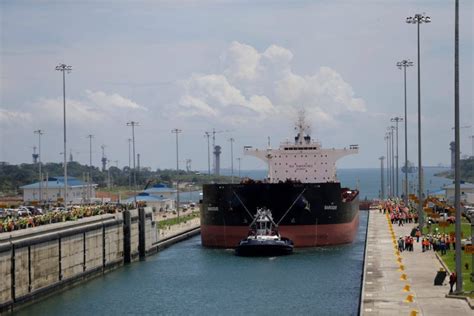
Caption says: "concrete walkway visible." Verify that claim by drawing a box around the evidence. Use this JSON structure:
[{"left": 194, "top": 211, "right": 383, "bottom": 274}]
[{"left": 362, "top": 211, "right": 473, "bottom": 316}]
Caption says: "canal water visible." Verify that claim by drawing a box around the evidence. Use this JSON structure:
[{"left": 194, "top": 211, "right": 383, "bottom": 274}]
[{"left": 17, "top": 212, "right": 368, "bottom": 316}]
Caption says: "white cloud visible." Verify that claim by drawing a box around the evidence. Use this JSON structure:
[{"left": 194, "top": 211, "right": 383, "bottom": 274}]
[
  {"left": 0, "top": 108, "right": 33, "bottom": 125},
  {"left": 85, "top": 90, "right": 147, "bottom": 111},
  {"left": 29, "top": 90, "right": 147, "bottom": 125},
  {"left": 178, "top": 74, "right": 276, "bottom": 122},
  {"left": 223, "top": 41, "right": 261, "bottom": 81},
  {"left": 178, "top": 95, "right": 218, "bottom": 117},
  {"left": 178, "top": 42, "right": 366, "bottom": 126}
]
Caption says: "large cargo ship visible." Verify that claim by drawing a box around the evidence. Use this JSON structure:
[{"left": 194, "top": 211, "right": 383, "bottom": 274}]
[{"left": 200, "top": 114, "right": 360, "bottom": 248}]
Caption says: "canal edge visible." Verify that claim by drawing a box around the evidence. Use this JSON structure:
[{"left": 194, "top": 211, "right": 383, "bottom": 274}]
[{"left": 358, "top": 210, "right": 371, "bottom": 316}]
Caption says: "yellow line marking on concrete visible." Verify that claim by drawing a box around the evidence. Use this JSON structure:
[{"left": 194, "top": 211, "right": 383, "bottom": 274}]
[{"left": 403, "top": 284, "right": 411, "bottom": 292}]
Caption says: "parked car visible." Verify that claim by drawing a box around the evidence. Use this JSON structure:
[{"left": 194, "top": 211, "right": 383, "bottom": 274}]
[
  {"left": 17, "top": 207, "right": 32, "bottom": 217},
  {"left": 26, "top": 206, "right": 43, "bottom": 215}
]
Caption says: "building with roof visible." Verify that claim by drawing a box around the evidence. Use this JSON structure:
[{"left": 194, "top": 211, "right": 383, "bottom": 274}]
[
  {"left": 443, "top": 182, "right": 474, "bottom": 203},
  {"left": 142, "top": 184, "right": 177, "bottom": 199},
  {"left": 124, "top": 184, "right": 176, "bottom": 210},
  {"left": 20, "top": 177, "right": 97, "bottom": 204},
  {"left": 123, "top": 192, "right": 174, "bottom": 211}
]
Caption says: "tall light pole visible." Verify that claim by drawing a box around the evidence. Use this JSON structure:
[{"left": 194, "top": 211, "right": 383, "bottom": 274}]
[
  {"left": 470, "top": 135, "right": 474, "bottom": 157},
  {"left": 107, "top": 159, "right": 111, "bottom": 188},
  {"left": 87, "top": 134, "right": 93, "bottom": 203},
  {"left": 391, "top": 117, "right": 403, "bottom": 197},
  {"left": 387, "top": 127, "right": 395, "bottom": 197},
  {"left": 172, "top": 128, "right": 182, "bottom": 219},
  {"left": 55, "top": 63, "right": 72, "bottom": 206},
  {"left": 453, "top": 0, "right": 462, "bottom": 294},
  {"left": 229, "top": 137, "right": 235, "bottom": 184},
  {"left": 204, "top": 132, "right": 211, "bottom": 176},
  {"left": 397, "top": 59, "right": 413, "bottom": 204},
  {"left": 379, "top": 156, "right": 385, "bottom": 199},
  {"left": 237, "top": 157, "right": 242, "bottom": 178},
  {"left": 34, "top": 130, "right": 44, "bottom": 203},
  {"left": 127, "top": 121, "right": 139, "bottom": 206},
  {"left": 389, "top": 126, "right": 396, "bottom": 197},
  {"left": 128, "top": 138, "right": 132, "bottom": 190},
  {"left": 385, "top": 134, "right": 390, "bottom": 197},
  {"left": 406, "top": 13, "right": 431, "bottom": 228}
]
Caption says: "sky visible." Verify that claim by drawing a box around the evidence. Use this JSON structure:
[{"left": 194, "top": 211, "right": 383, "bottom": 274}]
[{"left": 1, "top": 0, "right": 473, "bottom": 172}]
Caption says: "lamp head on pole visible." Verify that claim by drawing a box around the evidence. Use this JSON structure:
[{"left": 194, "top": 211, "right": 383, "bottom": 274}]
[
  {"left": 55, "top": 63, "right": 72, "bottom": 73},
  {"left": 406, "top": 14, "right": 431, "bottom": 24},
  {"left": 391, "top": 117, "right": 404, "bottom": 123},
  {"left": 396, "top": 59, "right": 414, "bottom": 70}
]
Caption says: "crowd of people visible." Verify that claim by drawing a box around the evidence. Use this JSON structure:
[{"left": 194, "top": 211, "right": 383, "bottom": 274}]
[
  {"left": 0, "top": 204, "right": 131, "bottom": 233},
  {"left": 379, "top": 199, "right": 457, "bottom": 256},
  {"left": 378, "top": 198, "right": 462, "bottom": 294}
]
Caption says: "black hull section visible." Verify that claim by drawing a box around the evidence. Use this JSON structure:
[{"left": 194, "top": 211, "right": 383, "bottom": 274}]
[{"left": 201, "top": 182, "right": 359, "bottom": 227}]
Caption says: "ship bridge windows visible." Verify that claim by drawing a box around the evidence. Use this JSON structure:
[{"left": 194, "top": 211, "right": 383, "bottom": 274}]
[{"left": 284, "top": 147, "right": 318, "bottom": 151}]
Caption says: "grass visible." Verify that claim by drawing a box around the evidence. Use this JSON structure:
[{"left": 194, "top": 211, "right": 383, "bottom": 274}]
[
  {"left": 157, "top": 211, "right": 200, "bottom": 230},
  {"left": 422, "top": 218, "right": 471, "bottom": 238},
  {"left": 422, "top": 217, "right": 474, "bottom": 293},
  {"left": 441, "top": 251, "right": 474, "bottom": 293}
]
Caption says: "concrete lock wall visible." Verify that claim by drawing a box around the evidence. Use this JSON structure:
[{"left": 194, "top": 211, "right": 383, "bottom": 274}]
[{"left": 0, "top": 207, "right": 157, "bottom": 312}]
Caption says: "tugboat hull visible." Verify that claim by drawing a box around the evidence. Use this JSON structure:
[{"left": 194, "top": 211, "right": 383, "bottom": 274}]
[{"left": 235, "top": 239, "right": 294, "bottom": 256}]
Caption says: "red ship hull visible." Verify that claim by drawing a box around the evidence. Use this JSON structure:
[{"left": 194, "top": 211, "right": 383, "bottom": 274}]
[{"left": 201, "top": 211, "right": 359, "bottom": 248}]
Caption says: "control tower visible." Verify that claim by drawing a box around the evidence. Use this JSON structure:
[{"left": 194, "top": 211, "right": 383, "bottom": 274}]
[
  {"left": 213, "top": 145, "right": 221, "bottom": 175},
  {"left": 450, "top": 141, "right": 455, "bottom": 170}
]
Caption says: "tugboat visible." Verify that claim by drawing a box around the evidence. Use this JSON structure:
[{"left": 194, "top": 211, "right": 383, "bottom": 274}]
[{"left": 235, "top": 208, "right": 294, "bottom": 256}]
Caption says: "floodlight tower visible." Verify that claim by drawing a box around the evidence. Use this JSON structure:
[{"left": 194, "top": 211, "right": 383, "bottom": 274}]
[
  {"left": 229, "top": 137, "right": 235, "bottom": 183},
  {"left": 406, "top": 12, "right": 431, "bottom": 228},
  {"left": 34, "top": 130, "right": 44, "bottom": 203},
  {"left": 55, "top": 63, "right": 72, "bottom": 206},
  {"left": 172, "top": 128, "right": 182, "bottom": 219},
  {"left": 385, "top": 134, "right": 390, "bottom": 197},
  {"left": 204, "top": 132, "right": 211, "bottom": 176},
  {"left": 236, "top": 157, "right": 242, "bottom": 178},
  {"left": 379, "top": 156, "right": 385, "bottom": 199},
  {"left": 87, "top": 134, "right": 94, "bottom": 202},
  {"left": 391, "top": 117, "right": 403, "bottom": 197},
  {"left": 127, "top": 121, "right": 140, "bottom": 205},
  {"left": 396, "top": 59, "right": 413, "bottom": 204}
]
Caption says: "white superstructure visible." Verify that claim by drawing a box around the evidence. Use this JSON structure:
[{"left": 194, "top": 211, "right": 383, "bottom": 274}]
[{"left": 244, "top": 114, "right": 358, "bottom": 183}]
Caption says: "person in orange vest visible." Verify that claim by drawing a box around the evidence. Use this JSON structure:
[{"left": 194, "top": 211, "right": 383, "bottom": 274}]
[
  {"left": 422, "top": 238, "right": 429, "bottom": 252},
  {"left": 415, "top": 228, "right": 421, "bottom": 242}
]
